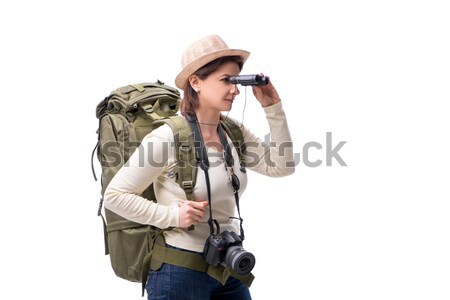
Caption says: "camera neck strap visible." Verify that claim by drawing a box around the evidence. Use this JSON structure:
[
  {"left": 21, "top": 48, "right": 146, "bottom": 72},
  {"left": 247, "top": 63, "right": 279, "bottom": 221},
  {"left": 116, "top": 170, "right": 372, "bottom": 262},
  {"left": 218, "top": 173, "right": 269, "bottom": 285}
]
[
  {"left": 217, "top": 121, "right": 245, "bottom": 240},
  {"left": 187, "top": 114, "right": 245, "bottom": 240}
]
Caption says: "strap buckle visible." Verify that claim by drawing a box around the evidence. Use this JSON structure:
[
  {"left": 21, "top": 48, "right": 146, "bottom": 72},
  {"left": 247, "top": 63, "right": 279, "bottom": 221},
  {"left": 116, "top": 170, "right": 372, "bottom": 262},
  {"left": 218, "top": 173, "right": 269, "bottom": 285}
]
[
  {"left": 179, "top": 143, "right": 191, "bottom": 153},
  {"left": 181, "top": 180, "right": 194, "bottom": 193}
]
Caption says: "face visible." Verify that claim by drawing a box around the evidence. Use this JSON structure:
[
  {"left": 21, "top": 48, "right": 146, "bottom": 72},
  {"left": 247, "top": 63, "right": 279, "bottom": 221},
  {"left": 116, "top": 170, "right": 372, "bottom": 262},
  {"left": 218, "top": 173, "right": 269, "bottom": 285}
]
[{"left": 194, "top": 61, "right": 241, "bottom": 113}]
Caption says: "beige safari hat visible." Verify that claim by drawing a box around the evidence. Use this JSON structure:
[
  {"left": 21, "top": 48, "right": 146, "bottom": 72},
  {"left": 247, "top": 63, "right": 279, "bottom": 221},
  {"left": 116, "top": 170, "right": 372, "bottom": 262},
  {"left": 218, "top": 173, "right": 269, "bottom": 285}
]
[{"left": 175, "top": 35, "right": 250, "bottom": 89}]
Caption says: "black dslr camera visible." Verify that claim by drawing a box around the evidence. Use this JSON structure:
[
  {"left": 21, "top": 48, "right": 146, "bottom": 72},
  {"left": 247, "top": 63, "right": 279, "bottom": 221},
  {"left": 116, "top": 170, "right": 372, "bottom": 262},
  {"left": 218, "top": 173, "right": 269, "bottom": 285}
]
[
  {"left": 228, "top": 74, "right": 269, "bottom": 86},
  {"left": 203, "top": 230, "right": 256, "bottom": 275}
]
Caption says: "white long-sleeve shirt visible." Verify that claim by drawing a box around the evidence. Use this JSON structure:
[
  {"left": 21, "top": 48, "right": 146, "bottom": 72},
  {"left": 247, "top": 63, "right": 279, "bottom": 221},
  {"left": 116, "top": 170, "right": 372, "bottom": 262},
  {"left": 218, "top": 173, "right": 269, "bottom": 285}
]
[{"left": 104, "top": 102, "right": 295, "bottom": 252}]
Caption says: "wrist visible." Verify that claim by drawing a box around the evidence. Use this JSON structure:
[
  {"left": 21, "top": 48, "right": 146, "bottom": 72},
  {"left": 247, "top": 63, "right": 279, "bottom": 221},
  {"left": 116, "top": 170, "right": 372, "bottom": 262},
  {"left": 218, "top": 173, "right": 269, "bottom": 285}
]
[{"left": 261, "top": 98, "right": 281, "bottom": 107}]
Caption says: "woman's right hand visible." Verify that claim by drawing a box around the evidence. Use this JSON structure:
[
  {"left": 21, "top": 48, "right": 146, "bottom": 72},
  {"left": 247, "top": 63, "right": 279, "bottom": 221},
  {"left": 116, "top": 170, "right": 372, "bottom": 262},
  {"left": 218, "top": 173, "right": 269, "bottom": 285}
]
[{"left": 178, "top": 200, "right": 209, "bottom": 228}]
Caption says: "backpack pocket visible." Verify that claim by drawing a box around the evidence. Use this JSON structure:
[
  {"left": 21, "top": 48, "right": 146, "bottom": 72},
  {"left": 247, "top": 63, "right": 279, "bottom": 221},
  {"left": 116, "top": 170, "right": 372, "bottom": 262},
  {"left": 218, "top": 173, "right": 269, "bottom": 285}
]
[{"left": 107, "top": 219, "right": 155, "bottom": 283}]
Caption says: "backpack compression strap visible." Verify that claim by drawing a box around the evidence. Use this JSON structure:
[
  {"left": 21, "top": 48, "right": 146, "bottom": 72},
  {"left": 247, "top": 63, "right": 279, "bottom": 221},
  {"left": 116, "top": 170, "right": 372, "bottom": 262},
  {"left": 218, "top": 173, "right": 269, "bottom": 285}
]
[
  {"left": 156, "top": 116, "right": 198, "bottom": 200},
  {"left": 220, "top": 118, "right": 247, "bottom": 172}
]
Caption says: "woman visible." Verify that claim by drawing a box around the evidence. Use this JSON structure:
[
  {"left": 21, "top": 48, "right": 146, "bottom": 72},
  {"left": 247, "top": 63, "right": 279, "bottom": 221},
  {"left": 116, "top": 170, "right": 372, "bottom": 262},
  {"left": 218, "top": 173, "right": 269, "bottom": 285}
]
[{"left": 104, "top": 34, "right": 295, "bottom": 300}]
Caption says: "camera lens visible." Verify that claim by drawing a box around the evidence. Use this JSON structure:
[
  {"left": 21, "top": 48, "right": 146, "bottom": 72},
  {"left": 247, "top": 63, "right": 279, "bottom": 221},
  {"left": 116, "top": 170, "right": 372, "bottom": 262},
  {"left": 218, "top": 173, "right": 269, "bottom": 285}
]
[
  {"left": 224, "top": 246, "right": 256, "bottom": 275},
  {"left": 239, "top": 257, "right": 251, "bottom": 269}
]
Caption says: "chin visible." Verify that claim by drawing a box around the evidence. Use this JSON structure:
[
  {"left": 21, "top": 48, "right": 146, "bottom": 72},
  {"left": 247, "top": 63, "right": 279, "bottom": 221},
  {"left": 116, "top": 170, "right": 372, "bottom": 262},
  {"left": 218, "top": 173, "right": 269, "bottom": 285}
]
[{"left": 223, "top": 101, "right": 233, "bottom": 110}]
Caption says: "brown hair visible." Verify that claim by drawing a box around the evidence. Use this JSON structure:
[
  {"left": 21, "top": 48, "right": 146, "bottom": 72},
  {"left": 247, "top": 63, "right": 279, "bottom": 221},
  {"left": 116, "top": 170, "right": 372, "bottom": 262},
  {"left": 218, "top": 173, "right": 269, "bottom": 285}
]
[{"left": 180, "top": 56, "right": 244, "bottom": 116}]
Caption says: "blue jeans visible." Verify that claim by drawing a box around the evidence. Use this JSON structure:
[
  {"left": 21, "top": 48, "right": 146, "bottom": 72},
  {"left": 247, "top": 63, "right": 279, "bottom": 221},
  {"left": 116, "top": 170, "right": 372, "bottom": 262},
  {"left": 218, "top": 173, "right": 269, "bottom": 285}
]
[{"left": 145, "top": 247, "right": 252, "bottom": 300}]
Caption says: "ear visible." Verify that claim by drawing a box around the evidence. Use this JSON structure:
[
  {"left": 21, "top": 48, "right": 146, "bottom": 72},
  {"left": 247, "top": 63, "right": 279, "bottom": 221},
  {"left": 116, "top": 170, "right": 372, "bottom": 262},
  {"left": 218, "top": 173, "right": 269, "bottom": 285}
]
[{"left": 188, "top": 75, "right": 200, "bottom": 90}]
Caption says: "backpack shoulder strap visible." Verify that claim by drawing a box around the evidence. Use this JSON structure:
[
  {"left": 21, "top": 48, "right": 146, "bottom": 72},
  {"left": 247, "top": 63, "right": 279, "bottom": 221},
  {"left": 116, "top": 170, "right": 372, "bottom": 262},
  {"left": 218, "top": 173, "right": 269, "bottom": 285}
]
[
  {"left": 220, "top": 118, "right": 246, "bottom": 172},
  {"left": 157, "top": 116, "right": 197, "bottom": 200}
]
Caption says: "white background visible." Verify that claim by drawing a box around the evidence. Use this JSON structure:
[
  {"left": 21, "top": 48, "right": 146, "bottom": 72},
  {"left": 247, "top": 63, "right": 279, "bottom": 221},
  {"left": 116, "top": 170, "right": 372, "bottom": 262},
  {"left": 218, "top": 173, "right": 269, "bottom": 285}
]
[{"left": 1, "top": 0, "right": 449, "bottom": 299}]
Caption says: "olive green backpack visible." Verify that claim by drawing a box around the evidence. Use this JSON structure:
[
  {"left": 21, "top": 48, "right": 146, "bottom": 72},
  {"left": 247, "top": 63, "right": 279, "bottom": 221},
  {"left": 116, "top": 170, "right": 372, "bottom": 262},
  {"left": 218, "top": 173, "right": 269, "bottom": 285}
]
[{"left": 91, "top": 81, "right": 246, "bottom": 284}]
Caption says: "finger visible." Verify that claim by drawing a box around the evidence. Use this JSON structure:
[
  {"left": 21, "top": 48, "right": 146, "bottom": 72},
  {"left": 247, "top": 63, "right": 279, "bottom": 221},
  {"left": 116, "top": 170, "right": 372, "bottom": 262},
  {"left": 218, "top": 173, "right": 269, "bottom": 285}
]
[
  {"left": 190, "top": 208, "right": 204, "bottom": 220},
  {"left": 180, "top": 212, "right": 202, "bottom": 227},
  {"left": 186, "top": 202, "right": 206, "bottom": 219},
  {"left": 190, "top": 201, "right": 208, "bottom": 210},
  {"left": 194, "top": 213, "right": 204, "bottom": 222},
  {"left": 190, "top": 208, "right": 204, "bottom": 223},
  {"left": 252, "top": 86, "right": 260, "bottom": 96}
]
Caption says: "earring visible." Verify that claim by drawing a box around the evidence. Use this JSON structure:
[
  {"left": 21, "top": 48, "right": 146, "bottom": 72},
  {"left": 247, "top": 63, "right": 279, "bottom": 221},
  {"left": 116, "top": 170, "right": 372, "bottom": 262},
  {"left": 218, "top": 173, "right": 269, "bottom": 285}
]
[{"left": 194, "top": 87, "right": 199, "bottom": 93}]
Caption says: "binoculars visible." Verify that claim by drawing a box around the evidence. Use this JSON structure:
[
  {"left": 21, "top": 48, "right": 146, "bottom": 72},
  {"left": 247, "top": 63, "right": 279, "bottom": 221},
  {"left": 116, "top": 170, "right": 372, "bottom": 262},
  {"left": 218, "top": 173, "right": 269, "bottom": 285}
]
[{"left": 228, "top": 74, "right": 269, "bottom": 86}]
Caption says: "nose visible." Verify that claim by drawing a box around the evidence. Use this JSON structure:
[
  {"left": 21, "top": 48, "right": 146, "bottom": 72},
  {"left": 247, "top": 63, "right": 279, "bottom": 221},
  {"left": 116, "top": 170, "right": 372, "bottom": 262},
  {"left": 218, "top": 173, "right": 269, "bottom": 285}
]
[{"left": 230, "top": 84, "right": 240, "bottom": 96}]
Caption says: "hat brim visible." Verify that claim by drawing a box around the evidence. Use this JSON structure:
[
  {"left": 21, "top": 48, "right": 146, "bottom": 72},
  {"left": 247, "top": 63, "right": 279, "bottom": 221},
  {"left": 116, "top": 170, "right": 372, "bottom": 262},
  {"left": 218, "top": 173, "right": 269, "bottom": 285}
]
[{"left": 175, "top": 49, "right": 250, "bottom": 89}]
